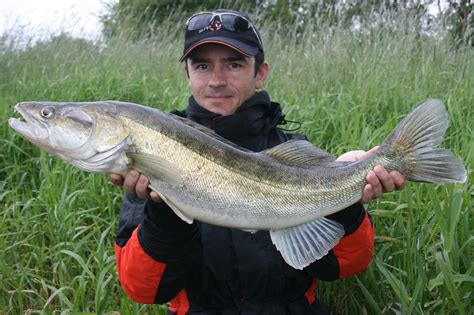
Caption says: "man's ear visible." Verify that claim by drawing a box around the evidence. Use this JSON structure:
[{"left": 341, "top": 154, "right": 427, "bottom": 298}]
[{"left": 255, "top": 61, "right": 269, "bottom": 90}]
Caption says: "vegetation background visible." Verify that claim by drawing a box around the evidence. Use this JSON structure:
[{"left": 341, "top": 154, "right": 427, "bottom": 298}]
[{"left": 0, "top": 0, "right": 472, "bottom": 314}]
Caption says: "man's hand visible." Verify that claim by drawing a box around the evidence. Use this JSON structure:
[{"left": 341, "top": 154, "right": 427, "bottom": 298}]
[
  {"left": 109, "top": 170, "right": 162, "bottom": 202},
  {"left": 337, "top": 146, "right": 406, "bottom": 203}
]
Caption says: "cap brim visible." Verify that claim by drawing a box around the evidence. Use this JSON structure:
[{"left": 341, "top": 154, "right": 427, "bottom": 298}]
[{"left": 179, "top": 37, "right": 260, "bottom": 62}]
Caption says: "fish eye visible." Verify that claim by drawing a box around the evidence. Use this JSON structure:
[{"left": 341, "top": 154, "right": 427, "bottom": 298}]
[{"left": 40, "top": 107, "right": 55, "bottom": 119}]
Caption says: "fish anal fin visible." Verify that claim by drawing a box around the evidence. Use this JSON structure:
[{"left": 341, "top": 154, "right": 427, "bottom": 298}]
[
  {"left": 270, "top": 217, "right": 344, "bottom": 270},
  {"left": 262, "top": 140, "right": 337, "bottom": 167}
]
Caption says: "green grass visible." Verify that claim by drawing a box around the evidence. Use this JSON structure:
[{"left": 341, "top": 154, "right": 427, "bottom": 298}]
[{"left": 1, "top": 11, "right": 473, "bottom": 314}]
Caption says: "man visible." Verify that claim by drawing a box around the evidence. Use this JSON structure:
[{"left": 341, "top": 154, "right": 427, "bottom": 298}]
[{"left": 110, "top": 9, "right": 405, "bottom": 314}]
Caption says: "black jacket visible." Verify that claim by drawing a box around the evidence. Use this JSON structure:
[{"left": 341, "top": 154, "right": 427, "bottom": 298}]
[{"left": 115, "top": 91, "right": 372, "bottom": 314}]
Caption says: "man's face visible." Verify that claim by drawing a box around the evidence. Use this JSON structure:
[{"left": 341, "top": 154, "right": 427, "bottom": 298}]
[{"left": 186, "top": 44, "right": 268, "bottom": 116}]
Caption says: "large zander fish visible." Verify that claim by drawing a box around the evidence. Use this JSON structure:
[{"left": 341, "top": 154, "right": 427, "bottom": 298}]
[{"left": 8, "top": 99, "right": 467, "bottom": 269}]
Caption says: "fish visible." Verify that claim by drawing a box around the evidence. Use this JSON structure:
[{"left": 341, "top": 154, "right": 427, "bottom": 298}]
[{"left": 8, "top": 99, "right": 467, "bottom": 269}]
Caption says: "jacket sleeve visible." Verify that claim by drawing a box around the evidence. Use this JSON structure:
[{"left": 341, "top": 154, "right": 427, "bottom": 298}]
[
  {"left": 115, "top": 194, "right": 199, "bottom": 304},
  {"left": 304, "top": 203, "right": 375, "bottom": 280}
]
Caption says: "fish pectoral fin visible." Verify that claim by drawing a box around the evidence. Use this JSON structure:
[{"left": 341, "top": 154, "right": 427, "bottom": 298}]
[
  {"left": 270, "top": 218, "right": 344, "bottom": 270},
  {"left": 262, "top": 140, "right": 337, "bottom": 167},
  {"left": 128, "top": 152, "right": 183, "bottom": 186},
  {"left": 148, "top": 181, "right": 194, "bottom": 224}
]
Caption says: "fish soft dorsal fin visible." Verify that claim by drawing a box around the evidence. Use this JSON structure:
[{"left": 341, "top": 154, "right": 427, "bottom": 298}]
[
  {"left": 128, "top": 152, "right": 183, "bottom": 186},
  {"left": 262, "top": 140, "right": 337, "bottom": 167},
  {"left": 169, "top": 113, "right": 252, "bottom": 152},
  {"left": 270, "top": 217, "right": 344, "bottom": 270}
]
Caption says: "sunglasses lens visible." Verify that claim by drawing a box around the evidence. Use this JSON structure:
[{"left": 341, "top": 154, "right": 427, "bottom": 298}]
[
  {"left": 187, "top": 14, "right": 213, "bottom": 31},
  {"left": 220, "top": 14, "right": 249, "bottom": 32}
]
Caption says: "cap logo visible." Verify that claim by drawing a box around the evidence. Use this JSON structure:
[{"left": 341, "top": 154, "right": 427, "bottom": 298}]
[
  {"left": 198, "top": 16, "right": 222, "bottom": 33},
  {"left": 209, "top": 18, "right": 222, "bottom": 31}
]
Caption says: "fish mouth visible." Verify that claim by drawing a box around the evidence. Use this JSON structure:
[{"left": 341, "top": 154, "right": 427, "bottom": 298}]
[{"left": 8, "top": 104, "right": 49, "bottom": 141}]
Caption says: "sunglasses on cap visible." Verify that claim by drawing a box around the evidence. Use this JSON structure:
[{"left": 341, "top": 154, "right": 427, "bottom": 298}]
[{"left": 185, "top": 12, "right": 263, "bottom": 48}]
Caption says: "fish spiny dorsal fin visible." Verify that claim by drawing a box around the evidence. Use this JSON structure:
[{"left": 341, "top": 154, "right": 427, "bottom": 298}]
[
  {"left": 169, "top": 113, "right": 252, "bottom": 152},
  {"left": 262, "top": 140, "right": 337, "bottom": 167}
]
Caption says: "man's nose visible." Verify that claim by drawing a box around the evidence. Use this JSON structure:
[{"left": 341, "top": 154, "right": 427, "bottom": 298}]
[{"left": 209, "top": 67, "right": 226, "bottom": 87}]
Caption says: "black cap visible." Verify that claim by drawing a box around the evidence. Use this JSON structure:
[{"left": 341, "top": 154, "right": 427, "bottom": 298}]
[{"left": 179, "top": 9, "right": 263, "bottom": 62}]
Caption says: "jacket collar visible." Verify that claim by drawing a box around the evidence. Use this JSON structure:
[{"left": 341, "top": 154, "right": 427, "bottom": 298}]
[{"left": 185, "top": 91, "right": 286, "bottom": 142}]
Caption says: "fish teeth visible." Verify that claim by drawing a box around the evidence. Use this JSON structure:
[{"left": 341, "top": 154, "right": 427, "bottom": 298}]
[{"left": 13, "top": 106, "right": 28, "bottom": 122}]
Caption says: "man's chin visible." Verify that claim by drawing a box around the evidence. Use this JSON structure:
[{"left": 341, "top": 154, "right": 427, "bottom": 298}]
[{"left": 203, "top": 99, "right": 237, "bottom": 115}]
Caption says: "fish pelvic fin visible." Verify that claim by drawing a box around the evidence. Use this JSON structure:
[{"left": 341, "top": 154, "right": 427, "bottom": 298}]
[
  {"left": 149, "top": 180, "right": 194, "bottom": 224},
  {"left": 270, "top": 218, "right": 344, "bottom": 270},
  {"left": 381, "top": 99, "right": 466, "bottom": 183}
]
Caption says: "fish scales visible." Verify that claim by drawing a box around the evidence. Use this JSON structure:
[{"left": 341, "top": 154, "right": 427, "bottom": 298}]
[
  {"left": 120, "top": 112, "right": 367, "bottom": 228},
  {"left": 123, "top": 120, "right": 331, "bottom": 224}
]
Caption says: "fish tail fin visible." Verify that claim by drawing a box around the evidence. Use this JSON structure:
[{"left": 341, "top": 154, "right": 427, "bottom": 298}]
[{"left": 380, "top": 99, "right": 466, "bottom": 183}]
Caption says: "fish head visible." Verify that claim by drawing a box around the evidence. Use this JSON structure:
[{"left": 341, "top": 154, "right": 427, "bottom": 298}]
[
  {"left": 9, "top": 102, "right": 93, "bottom": 150},
  {"left": 9, "top": 101, "right": 131, "bottom": 173}
]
